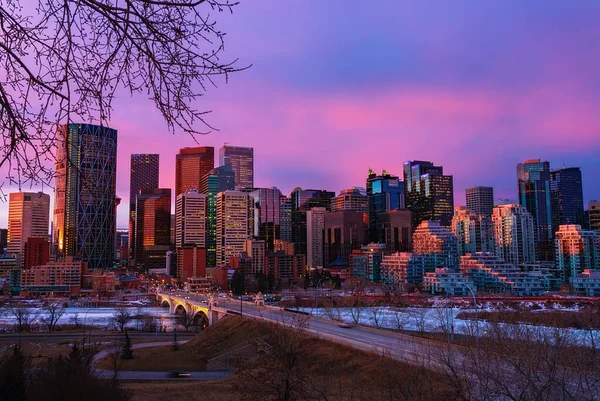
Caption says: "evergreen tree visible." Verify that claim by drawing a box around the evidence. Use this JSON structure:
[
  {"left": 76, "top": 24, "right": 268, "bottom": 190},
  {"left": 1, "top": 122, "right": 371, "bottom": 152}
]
[
  {"left": 0, "top": 346, "right": 28, "bottom": 401},
  {"left": 121, "top": 332, "right": 133, "bottom": 360}
]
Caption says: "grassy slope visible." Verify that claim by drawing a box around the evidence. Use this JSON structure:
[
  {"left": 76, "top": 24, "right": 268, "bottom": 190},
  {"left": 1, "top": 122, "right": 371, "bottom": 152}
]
[{"left": 121, "top": 316, "right": 453, "bottom": 401}]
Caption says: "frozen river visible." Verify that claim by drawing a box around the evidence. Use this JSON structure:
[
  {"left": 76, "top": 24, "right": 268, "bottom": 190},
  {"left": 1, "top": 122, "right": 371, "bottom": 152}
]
[{"left": 0, "top": 306, "right": 177, "bottom": 331}]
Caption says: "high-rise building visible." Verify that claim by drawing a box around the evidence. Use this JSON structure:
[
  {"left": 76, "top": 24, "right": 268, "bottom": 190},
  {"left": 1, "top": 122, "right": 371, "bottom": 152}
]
[
  {"left": 412, "top": 221, "right": 459, "bottom": 272},
  {"left": 589, "top": 201, "right": 600, "bottom": 232},
  {"left": 128, "top": 154, "right": 159, "bottom": 260},
  {"left": 53, "top": 124, "right": 117, "bottom": 270},
  {"left": 175, "top": 191, "right": 207, "bottom": 278},
  {"left": 216, "top": 191, "right": 254, "bottom": 265},
  {"left": 8, "top": 192, "right": 50, "bottom": 268},
  {"left": 0, "top": 229, "right": 7, "bottom": 253},
  {"left": 555, "top": 225, "right": 600, "bottom": 281},
  {"left": 264, "top": 252, "right": 305, "bottom": 281},
  {"left": 219, "top": 145, "right": 254, "bottom": 190},
  {"left": 291, "top": 188, "right": 334, "bottom": 256},
  {"left": 403, "top": 160, "right": 454, "bottom": 228},
  {"left": 380, "top": 209, "right": 412, "bottom": 253},
  {"left": 250, "top": 187, "right": 282, "bottom": 252},
  {"left": 492, "top": 204, "right": 536, "bottom": 266},
  {"left": 175, "top": 190, "right": 208, "bottom": 249},
  {"left": 279, "top": 195, "right": 292, "bottom": 243},
  {"left": 466, "top": 186, "right": 494, "bottom": 217},
  {"left": 550, "top": 167, "right": 584, "bottom": 234},
  {"left": 331, "top": 188, "right": 368, "bottom": 212},
  {"left": 243, "top": 239, "right": 266, "bottom": 276},
  {"left": 451, "top": 207, "right": 494, "bottom": 256},
  {"left": 381, "top": 252, "right": 424, "bottom": 286},
  {"left": 517, "top": 159, "right": 553, "bottom": 260},
  {"left": 23, "top": 238, "right": 50, "bottom": 268},
  {"left": 306, "top": 207, "right": 326, "bottom": 268},
  {"left": 324, "top": 211, "right": 367, "bottom": 267},
  {"left": 199, "top": 165, "right": 235, "bottom": 267},
  {"left": 366, "top": 170, "right": 404, "bottom": 243},
  {"left": 175, "top": 146, "right": 214, "bottom": 197},
  {"left": 134, "top": 189, "right": 171, "bottom": 269}
]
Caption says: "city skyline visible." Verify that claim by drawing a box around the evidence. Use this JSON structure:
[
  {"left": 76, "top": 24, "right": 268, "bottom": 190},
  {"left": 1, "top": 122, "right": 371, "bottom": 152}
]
[{"left": 1, "top": 1, "right": 600, "bottom": 228}]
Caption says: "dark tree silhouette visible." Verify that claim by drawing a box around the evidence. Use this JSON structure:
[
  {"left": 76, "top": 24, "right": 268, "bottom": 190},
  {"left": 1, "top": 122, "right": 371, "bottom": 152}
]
[{"left": 0, "top": 0, "right": 245, "bottom": 191}]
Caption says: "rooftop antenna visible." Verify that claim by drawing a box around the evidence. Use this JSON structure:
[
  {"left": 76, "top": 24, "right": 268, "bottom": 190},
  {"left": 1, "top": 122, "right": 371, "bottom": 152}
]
[{"left": 563, "top": 160, "right": 566, "bottom": 169}]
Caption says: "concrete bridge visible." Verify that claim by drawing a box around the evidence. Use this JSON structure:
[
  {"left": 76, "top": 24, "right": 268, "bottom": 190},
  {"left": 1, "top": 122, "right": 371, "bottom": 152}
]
[{"left": 156, "top": 293, "right": 230, "bottom": 327}]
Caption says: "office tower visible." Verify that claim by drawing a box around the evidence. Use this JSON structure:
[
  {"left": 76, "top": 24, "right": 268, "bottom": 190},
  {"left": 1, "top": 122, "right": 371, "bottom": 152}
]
[
  {"left": 451, "top": 207, "right": 494, "bottom": 256},
  {"left": 380, "top": 209, "right": 412, "bottom": 252},
  {"left": 0, "top": 229, "right": 7, "bottom": 252},
  {"left": 403, "top": 160, "right": 454, "bottom": 228},
  {"left": 175, "top": 146, "right": 214, "bottom": 197},
  {"left": 243, "top": 239, "right": 266, "bottom": 276},
  {"left": 350, "top": 243, "right": 386, "bottom": 282},
  {"left": 175, "top": 190, "right": 208, "bottom": 279},
  {"left": 381, "top": 252, "right": 425, "bottom": 286},
  {"left": 366, "top": 170, "right": 405, "bottom": 243},
  {"left": 555, "top": 225, "right": 600, "bottom": 281},
  {"left": 550, "top": 167, "right": 584, "bottom": 234},
  {"left": 216, "top": 191, "right": 254, "bottom": 265},
  {"left": 219, "top": 145, "right": 254, "bottom": 190},
  {"left": 128, "top": 154, "right": 159, "bottom": 260},
  {"left": 590, "top": 201, "right": 600, "bottom": 232},
  {"left": 492, "top": 204, "right": 536, "bottom": 266},
  {"left": 466, "top": 186, "right": 494, "bottom": 217},
  {"left": 7, "top": 192, "right": 50, "bottom": 268},
  {"left": 199, "top": 165, "right": 235, "bottom": 267},
  {"left": 324, "top": 210, "right": 367, "bottom": 267},
  {"left": 134, "top": 189, "right": 171, "bottom": 269},
  {"left": 175, "top": 191, "right": 208, "bottom": 249},
  {"left": 250, "top": 187, "right": 282, "bottom": 252},
  {"left": 306, "top": 207, "right": 326, "bottom": 268},
  {"left": 53, "top": 124, "right": 117, "bottom": 270},
  {"left": 412, "top": 221, "right": 459, "bottom": 272},
  {"left": 23, "top": 238, "right": 50, "bottom": 268},
  {"left": 331, "top": 188, "right": 368, "bottom": 212},
  {"left": 291, "top": 188, "right": 335, "bottom": 256},
  {"left": 517, "top": 159, "right": 553, "bottom": 260},
  {"left": 279, "top": 196, "right": 292, "bottom": 243}
]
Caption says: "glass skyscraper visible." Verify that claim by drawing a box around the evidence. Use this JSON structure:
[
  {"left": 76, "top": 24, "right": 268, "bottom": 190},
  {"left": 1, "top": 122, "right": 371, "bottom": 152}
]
[
  {"left": 53, "top": 124, "right": 117, "bottom": 270},
  {"left": 366, "top": 170, "right": 404, "bottom": 243},
  {"left": 466, "top": 186, "right": 494, "bottom": 218},
  {"left": 250, "top": 187, "right": 282, "bottom": 252},
  {"left": 200, "top": 165, "right": 235, "bottom": 267},
  {"left": 129, "top": 154, "right": 159, "bottom": 260},
  {"left": 175, "top": 147, "right": 214, "bottom": 197},
  {"left": 219, "top": 145, "right": 254, "bottom": 190},
  {"left": 550, "top": 167, "right": 584, "bottom": 234},
  {"left": 403, "top": 160, "right": 454, "bottom": 228},
  {"left": 291, "top": 188, "right": 334, "bottom": 256},
  {"left": 517, "top": 159, "right": 553, "bottom": 260}
]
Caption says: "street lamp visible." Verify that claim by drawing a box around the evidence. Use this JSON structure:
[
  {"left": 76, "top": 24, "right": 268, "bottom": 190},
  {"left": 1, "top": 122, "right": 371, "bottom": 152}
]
[
  {"left": 456, "top": 281, "right": 478, "bottom": 347},
  {"left": 314, "top": 278, "right": 328, "bottom": 312}
]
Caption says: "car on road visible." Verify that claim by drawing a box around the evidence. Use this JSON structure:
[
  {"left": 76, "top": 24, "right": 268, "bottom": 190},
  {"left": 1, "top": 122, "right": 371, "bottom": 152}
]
[
  {"left": 338, "top": 322, "right": 353, "bottom": 328},
  {"left": 168, "top": 371, "right": 191, "bottom": 378}
]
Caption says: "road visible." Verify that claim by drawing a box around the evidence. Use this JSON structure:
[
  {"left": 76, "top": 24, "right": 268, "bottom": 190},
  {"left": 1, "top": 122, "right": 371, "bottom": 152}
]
[
  {"left": 165, "top": 291, "right": 443, "bottom": 366},
  {"left": 92, "top": 340, "right": 233, "bottom": 381}
]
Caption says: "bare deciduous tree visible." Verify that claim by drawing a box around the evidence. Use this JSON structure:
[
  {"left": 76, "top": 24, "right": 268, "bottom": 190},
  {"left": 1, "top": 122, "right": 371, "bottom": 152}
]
[
  {"left": 0, "top": 0, "right": 245, "bottom": 191},
  {"left": 40, "top": 303, "right": 66, "bottom": 332},
  {"left": 69, "top": 312, "right": 80, "bottom": 330},
  {"left": 110, "top": 308, "right": 133, "bottom": 332},
  {"left": 9, "top": 307, "right": 38, "bottom": 332},
  {"left": 409, "top": 308, "right": 428, "bottom": 335}
]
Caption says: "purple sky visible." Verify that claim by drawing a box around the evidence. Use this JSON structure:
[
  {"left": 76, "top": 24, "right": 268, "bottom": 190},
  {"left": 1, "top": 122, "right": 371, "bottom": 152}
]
[{"left": 2, "top": 0, "right": 600, "bottom": 228}]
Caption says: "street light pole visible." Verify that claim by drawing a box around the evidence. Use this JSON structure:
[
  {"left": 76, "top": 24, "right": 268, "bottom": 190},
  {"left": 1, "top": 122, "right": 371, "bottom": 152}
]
[{"left": 457, "top": 281, "right": 478, "bottom": 348}]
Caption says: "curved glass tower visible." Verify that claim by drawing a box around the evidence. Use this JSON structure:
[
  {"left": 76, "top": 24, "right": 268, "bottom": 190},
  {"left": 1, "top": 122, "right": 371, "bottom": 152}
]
[{"left": 53, "top": 123, "right": 117, "bottom": 270}]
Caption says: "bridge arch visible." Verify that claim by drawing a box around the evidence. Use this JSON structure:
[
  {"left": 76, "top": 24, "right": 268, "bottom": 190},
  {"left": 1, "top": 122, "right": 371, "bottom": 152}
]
[
  {"left": 194, "top": 311, "right": 209, "bottom": 329},
  {"left": 160, "top": 299, "right": 171, "bottom": 308}
]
